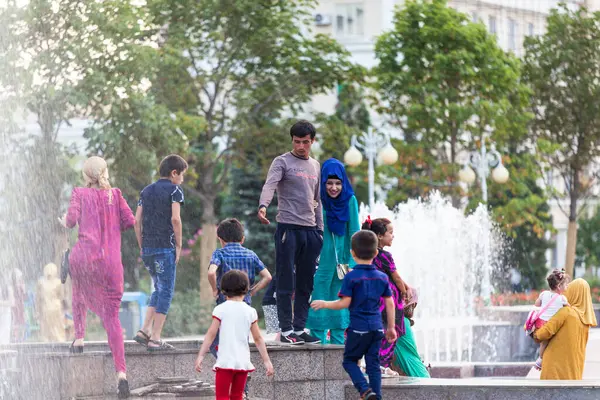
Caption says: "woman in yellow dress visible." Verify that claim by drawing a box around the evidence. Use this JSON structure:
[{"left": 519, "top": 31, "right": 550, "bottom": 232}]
[{"left": 534, "top": 278, "right": 597, "bottom": 379}]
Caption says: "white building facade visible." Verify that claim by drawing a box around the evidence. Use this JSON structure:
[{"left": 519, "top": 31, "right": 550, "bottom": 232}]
[{"left": 310, "top": 0, "right": 596, "bottom": 273}]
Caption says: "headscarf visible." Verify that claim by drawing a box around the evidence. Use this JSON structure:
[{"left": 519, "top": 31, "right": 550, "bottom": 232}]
[
  {"left": 566, "top": 278, "right": 597, "bottom": 327},
  {"left": 320, "top": 158, "right": 354, "bottom": 236},
  {"left": 82, "top": 156, "right": 113, "bottom": 203}
]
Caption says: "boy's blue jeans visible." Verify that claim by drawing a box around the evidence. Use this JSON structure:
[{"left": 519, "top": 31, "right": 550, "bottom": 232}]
[
  {"left": 142, "top": 248, "right": 176, "bottom": 314},
  {"left": 343, "top": 330, "right": 384, "bottom": 399}
]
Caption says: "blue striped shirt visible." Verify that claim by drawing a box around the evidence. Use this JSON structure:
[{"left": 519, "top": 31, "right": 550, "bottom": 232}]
[{"left": 211, "top": 243, "right": 265, "bottom": 305}]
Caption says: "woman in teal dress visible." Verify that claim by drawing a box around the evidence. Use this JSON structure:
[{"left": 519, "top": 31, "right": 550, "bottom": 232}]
[{"left": 306, "top": 158, "right": 360, "bottom": 344}]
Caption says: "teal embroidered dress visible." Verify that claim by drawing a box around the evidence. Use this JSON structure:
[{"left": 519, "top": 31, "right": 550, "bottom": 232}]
[{"left": 306, "top": 195, "right": 360, "bottom": 343}]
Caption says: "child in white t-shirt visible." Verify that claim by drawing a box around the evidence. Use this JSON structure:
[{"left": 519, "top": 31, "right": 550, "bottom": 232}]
[
  {"left": 196, "top": 270, "right": 274, "bottom": 399},
  {"left": 533, "top": 269, "right": 570, "bottom": 370}
]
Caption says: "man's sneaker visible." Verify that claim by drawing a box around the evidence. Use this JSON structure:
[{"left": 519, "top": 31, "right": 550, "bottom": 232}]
[
  {"left": 298, "top": 332, "right": 321, "bottom": 345},
  {"left": 280, "top": 332, "right": 305, "bottom": 345}
]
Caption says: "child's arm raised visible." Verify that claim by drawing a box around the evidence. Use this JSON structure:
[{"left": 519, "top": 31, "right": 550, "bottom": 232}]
[
  {"left": 311, "top": 296, "right": 352, "bottom": 311},
  {"left": 195, "top": 318, "right": 220, "bottom": 373},
  {"left": 250, "top": 321, "right": 274, "bottom": 376}
]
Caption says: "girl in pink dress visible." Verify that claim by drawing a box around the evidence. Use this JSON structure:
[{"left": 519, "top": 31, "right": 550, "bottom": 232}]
[{"left": 61, "top": 156, "right": 134, "bottom": 398}]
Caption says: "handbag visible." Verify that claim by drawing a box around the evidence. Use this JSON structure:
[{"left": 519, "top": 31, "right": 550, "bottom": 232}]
[
  {"left": 404, "top": 287, "right": 419, "bottom": 319},
  {"left": 60, "top": 248, "right": 70, "bottom": 284},
  {"left": 524, "top": 293, "right": 559, "bottom": 337},
  {"left": 331, "top": 231, "right": 349, "bottom": 280}
]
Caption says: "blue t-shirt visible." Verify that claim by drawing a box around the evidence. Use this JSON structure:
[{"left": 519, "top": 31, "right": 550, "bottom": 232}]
[
  {"left": 211, "top": 243, "right": 265, "bottom": 305},
  {"left": 338, "top": 264, "right": 392, "bottom": 331},
  {"left": 138, "top": 179, "right": 184, "bottom": 249}
]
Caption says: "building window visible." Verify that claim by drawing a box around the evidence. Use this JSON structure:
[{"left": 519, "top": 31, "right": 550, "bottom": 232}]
[
  {"left": 335, "top": 3, "right": 365, "bottom": 38},
  {"left": 488, "top": 16, "right": 497, "bottom": 35},
  {"left": 508, "top": 18, "right": 517, "bottom": 51},
  {"left": 471, "top": 11, "right": 479, "bottom": 23},
  {"left": 528, "top": 23, "right": 535, "bottom": 36}
]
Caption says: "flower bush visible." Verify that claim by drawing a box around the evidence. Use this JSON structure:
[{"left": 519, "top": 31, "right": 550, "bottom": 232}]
[{"left": 481, "top": 286, "right": 600, "bottom": 306}]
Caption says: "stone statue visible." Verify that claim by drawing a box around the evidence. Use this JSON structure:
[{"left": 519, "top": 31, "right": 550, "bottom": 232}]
[{"left": 36, "top": 263, "right": 65, "bottom": 342}]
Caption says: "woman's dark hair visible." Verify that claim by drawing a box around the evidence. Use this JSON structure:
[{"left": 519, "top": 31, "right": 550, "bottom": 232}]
[
  {"left": 220, "top": 270, "right": 250, "bottom": 297},
  {"left": 159, "top": 154, "right": 188, "bottom": 177},
  {"left": 351, "top": 230, "right": 379, "bottom": 260},
  {"left": 217, "top": 218, "right": 244, "bottom": 243},
  {"left": 361, "top": 216, "right": 392, "bottom": 237},
  {"left": 290, "top": 120, "right": 316, "bottom": 140},
  {"left": 547, "top": 269, "right": 569, "bottom": 290}
]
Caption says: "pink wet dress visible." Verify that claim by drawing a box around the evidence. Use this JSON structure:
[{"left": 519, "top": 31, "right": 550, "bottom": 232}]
[{"left": 66, "top": 187, "right": 134, "bottom": 372}]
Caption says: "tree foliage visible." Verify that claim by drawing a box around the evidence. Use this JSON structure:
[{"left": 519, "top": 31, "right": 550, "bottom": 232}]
[
  {"left": 522, "top": 4, "right": 600, "bottom": 276},
  {"left": 82, "top": 0, "right": 360, "bottom": 305},
  {"left": 372, "top": 0, "right": 526, "bottom": 207}
]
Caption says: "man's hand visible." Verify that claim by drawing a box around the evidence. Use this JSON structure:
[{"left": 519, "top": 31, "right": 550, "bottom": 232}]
[
  {"left": 195, "top": 355, "right": 204, "bottom": 373},
  {"left": 257, "top": 207, "right": 270, "bottom": 225},
  {"left": 385, "top": 327, "right": 397, "bottom": 343},
  {"left": 264, "top": 360, "right": 274, "bottom": 377},
  {"left": 311, "top": 300, "right": 327, "bottom": 310},
  {"left": 212, "top": 288, "right": 219, "bottom": 299}
]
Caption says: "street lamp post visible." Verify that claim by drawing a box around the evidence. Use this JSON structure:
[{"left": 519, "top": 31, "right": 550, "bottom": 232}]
[
  {"left": 458, "top": 139, "right": 509, "bottom": 202},
  {"left": 343, "top": 129, "right": 398, "bottom": 210}
]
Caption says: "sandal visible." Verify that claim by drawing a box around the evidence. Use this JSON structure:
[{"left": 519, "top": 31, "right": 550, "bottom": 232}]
[
  {"left": 381, "top": 366, "right": 399, "bottom": 377},
  {"left": 69, "top": 339, "right": 84, "bottom": 354},
  {"left": 133, "top": 330, "right": 150, "bottom": 347},
  {"left": 147, "top": 339, "right": 175, "bottom": 352}
]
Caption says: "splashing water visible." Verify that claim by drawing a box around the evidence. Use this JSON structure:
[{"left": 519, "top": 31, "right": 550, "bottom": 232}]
[{"left": 361, "top": 192, "right": 507, "bottom": 362}]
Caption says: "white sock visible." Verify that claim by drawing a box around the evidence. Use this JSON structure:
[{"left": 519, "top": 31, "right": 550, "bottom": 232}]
[
  {"left": 294, "top": 330, "right": 305, "bottom": 336},
  {"left": 282, "top": 330, "right": 293, "bottom": 336}
]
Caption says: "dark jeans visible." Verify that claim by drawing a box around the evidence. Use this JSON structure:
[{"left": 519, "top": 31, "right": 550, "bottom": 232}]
[
  {"left": 274, "top": 223, "right": 322, "bottom": 332},
  {"left": 343, "top": 330, "right": 384, "bottom": 399}
]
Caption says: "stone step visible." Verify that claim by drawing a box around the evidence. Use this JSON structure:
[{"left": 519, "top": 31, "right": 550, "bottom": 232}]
[{"left": 345, "top": 377, "right": 600, "bottom": 400}]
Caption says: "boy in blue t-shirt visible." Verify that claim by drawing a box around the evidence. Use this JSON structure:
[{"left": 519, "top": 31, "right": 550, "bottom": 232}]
[
  {"left": 311, "top": 230, "right": 396, "bottom": 400},
  {"left": 133, "top": 154, "right": 187, "bottom": 351}
]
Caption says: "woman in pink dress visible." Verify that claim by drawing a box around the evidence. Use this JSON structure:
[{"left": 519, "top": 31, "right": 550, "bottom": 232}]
[{"left": 61, "top": 156, "right": 134, "bottom": 398}]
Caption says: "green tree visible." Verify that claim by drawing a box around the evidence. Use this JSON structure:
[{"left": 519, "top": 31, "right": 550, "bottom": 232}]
[
  {"left": 0, "top": 0, "right": 149, "bottom": 278},
  {"left": 372, "top": 0, "right": 526, "bottom": 208},
  {"left": 522, "top": 4, "right": 600, "bottom": 277},
  {"left": 576, "top": 207, "right": 600, "bottom": 276},
  {"left": 87, "top": 0, "right": 359, "bottom": 311},
  {"left": 316, "top": 84, "right": 372, "bottom": 204}
]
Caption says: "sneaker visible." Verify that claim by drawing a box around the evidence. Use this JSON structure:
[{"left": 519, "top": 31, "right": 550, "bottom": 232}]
[
  {"left": 280, "top": 332, "right": 305, "bottom": 345},
  {"left": 361, "top": 390, "right": 377, "bottom": 399},
  {"left": 298, "top": 332, "right": 321, "bottom": 345}
]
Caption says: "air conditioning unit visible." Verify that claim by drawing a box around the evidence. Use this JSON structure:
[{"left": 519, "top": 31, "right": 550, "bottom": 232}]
[{"left": 314, "top": 13, "right": 332, "bottom": 26}]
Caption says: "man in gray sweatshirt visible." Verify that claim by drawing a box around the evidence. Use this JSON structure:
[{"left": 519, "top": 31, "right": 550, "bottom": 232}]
[{"left": 258, "top": 120, "right": 324, "bottom": 345}]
